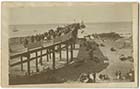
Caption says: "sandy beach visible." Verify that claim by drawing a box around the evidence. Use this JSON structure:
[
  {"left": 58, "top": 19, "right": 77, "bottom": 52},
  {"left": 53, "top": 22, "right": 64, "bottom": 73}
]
[{"left": 94, "top": 37, "right": 133, "bottom": 82}]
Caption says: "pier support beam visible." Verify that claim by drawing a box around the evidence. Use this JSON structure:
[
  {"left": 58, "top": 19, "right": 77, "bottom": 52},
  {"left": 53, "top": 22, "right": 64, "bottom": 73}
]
[
  {"left": 73, "top": 42, "right": 75, "bottom": 49},
  {"left": 66, "top": 43, "right": 69, "bottom": 64},
  {"left": 35, "top": 51, "right": 39, "bottom": 72},
  {"left": 46, "top": 49, "right": 49, "bottom": 62},
  {"left": 70, "top": 43, "right": 73, "bottom": 62},
  {"left": 39, "top": 50, "right": 43, "bottom": 65},
  {"left": 59, "top": 44, "right": 62, "bottom": 61},
  {"left": 49, "top": 49, "right": 52, "bottom": 60},
  {"left": 27, "top": 53, "right": 30, "bottom": 75},
  {"left": 20, "top": 56, "right": 23, "bottom": 71},
  {"left": 52, "top": 46, "right": 55, "bottom": 70}
]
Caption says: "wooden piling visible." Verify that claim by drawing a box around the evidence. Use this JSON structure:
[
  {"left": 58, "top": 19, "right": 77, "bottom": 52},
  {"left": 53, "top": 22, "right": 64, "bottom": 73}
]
[
  {"left": 73, "top": 42, "right": 75, "bottom": 49},
  {"left": 66, "top": 43, "right": 69, "bottom": 64},
  {"left": 40, "top": 50, "right": 43, "bottom": 65},
  {"left": 49, "top": 49, "right": 51, "bottom": 59},
  {"left": 59, "top": 44, "right": 62, "bottom": 61},
  {"left": 52, "top": 46, "right": 55, "bottom": 70},
  {"left": 20, "top": 56, "right": 23, "bottom": 71},
  {"left": 27, "top": 52, "right": 30, "bottom": 75},
  {"left": 46, "top": 49, "right": 49, "bottom": 62},
  {"left": 35, "top": 51, "right": 39, "bottom": 72},
  {"left": 70, "top": 43, "right": 73, "bottom": 62}
]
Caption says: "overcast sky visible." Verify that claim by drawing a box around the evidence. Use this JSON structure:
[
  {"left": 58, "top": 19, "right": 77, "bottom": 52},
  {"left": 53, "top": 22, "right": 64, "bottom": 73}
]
[{"left": 9, "top": 3, "right": 132, "bottom": 25}]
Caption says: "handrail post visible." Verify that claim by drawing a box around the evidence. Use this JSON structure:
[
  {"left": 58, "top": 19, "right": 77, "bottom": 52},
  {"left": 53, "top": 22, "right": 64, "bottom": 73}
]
[
  {"left": 35, "top": 51, "right": 39, "bottom": 72},
  {"left": 52, "top": 46, "right": 55, "bottom": 70},
  {"left": 73, "top": 41, "right": 75, "bottom": 49},
  {"left": 70, "top": 43, "right": 73, "bottom": 62},
  {"left": 59, "top": 44, "right": 62, "bottom": 61},
  {"left": 39, "top": 49, "right": 43, "bottom": 65},
  {"left": 46, "top": 49, "right": 49, "bottom": 62},
  {"left": 20, "top": 56, "right": 23, "bottom": 71},
  {"left": 66, "top": 43, "right": 69, "bottom": 64},
  {"left": 27, "top": 50, "right": 30, "bottom": 75},
  {"left": 49, "top": 48, "right": 52, "bottom": 59}
]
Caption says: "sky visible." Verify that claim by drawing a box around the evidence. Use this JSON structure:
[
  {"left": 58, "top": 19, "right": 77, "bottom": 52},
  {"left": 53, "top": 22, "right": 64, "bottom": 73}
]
[{"left": 9, "top": 3, "right": 133, "bottom": 25}]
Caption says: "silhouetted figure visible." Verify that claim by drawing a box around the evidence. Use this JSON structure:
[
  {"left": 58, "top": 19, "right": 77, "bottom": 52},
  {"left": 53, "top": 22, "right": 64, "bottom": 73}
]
[
  {"left": 24, "top": 38, "right": 29, "bottom": 47},
  {"left": 93, "top": 73, "right": 96, "bottom": 82},
  {"left": 48, "top": 29, "right": 55, "bottom": 39},
  {"left": 115, "top": 71, "right": 122, "bottom": 80},
  {"left": 118, "top": 71, "right": 122, "bottom": 79},
  {"left": 31, "top": 35, "right": 35, "bottom": 43},
  {"left": 87, "top": 74, "right": 93, "bottom": 83}
]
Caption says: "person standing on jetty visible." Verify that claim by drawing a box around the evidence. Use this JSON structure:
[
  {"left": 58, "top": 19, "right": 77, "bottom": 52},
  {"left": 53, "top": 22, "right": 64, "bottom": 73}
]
[{"left": 24, "top": 38, "right": 29, "bottom": 47}]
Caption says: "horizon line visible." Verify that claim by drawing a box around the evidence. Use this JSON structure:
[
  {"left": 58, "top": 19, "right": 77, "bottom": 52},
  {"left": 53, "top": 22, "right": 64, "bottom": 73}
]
[{"left": 9, "top": 21, "right": 132, "bottom": 26}]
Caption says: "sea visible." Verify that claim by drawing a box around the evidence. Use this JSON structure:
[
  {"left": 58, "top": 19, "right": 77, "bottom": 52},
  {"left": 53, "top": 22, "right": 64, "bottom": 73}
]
[{"left": 9, "top": 22, "right": 132, "bottom": 38}]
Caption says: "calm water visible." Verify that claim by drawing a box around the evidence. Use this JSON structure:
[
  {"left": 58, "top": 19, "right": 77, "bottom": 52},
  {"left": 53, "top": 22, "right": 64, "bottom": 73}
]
[{"left": 9, "top": 22, "right": 132, "bottom": 38}]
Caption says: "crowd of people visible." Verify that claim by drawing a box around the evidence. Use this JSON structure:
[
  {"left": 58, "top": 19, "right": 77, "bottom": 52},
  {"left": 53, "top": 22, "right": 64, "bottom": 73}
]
[
  {"left": 10, "top": 22, "right": 85, "bottom": 48},
  {"left": 15, "top": 23, "right": 83, "bottom": 48},
  {"left": 78, "top": 69, "right": 134, "bottom": 83},
  {"left": 23, "top": 25, "right": 72, "bottom": 46}
]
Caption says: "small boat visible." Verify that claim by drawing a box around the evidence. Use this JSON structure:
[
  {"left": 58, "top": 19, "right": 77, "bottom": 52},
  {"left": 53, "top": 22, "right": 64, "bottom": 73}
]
[
  {"left": 13, "top": 29, "right": 18, "bottom": 32},
  {"left": 13, "top": 27, "right": 18, "bottom": 32}
]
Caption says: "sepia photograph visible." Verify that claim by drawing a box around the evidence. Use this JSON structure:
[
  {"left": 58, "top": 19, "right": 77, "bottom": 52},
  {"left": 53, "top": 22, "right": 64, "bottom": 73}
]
[{"left": 1, "top": 2, "right": 138, "bottom": 87}]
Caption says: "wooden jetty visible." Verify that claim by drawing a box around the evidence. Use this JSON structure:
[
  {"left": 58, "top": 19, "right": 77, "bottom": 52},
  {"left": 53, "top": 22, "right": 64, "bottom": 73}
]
[{"left": 9, "top": 23, "right": 85, "bottom": 75}]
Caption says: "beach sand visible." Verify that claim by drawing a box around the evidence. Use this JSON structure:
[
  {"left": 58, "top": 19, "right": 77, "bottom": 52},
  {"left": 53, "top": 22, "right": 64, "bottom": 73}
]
[{"left": 94, "top": 37, "right": 134, "bottom": 82}]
